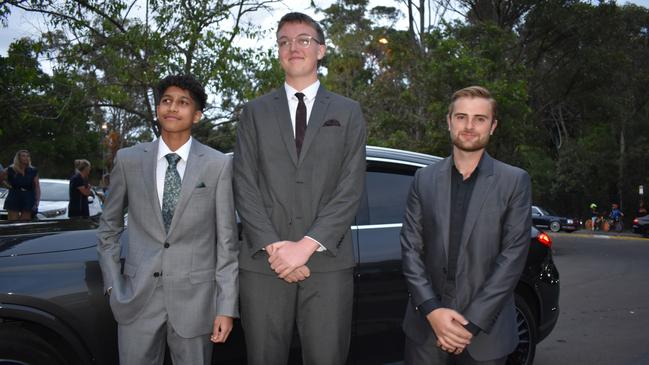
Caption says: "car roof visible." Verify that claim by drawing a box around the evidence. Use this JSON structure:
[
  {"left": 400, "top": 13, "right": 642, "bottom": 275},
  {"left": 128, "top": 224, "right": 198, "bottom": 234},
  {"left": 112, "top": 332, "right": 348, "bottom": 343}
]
[
  {"left": 40, "top": 178, "right": 69, "bottom": 184},
  {"left": 366, "top": 146, "right": 443, "bottom": 167}
]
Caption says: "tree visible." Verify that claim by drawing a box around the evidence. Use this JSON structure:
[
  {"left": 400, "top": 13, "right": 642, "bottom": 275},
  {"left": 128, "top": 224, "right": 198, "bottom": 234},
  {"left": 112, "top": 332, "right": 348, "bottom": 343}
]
[
  {"left": 0, "top": 39, "right": 100, "bottom": 178},
  {"left": 3, "top": 0, "right": 280, "bottom": 153}
]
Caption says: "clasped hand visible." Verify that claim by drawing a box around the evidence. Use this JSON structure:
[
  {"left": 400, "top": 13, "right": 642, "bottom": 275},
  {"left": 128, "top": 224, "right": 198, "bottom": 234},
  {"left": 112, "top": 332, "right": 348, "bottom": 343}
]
[
  {"left": 426, "top": 308, "right": 473, "bottom": 355},
  {"left": 267, "top": 238, "right": 319, "bottom": 283}
]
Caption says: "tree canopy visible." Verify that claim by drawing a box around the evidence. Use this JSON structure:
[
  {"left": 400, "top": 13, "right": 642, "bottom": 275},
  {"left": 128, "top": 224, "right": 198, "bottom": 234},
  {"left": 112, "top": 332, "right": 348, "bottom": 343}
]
[{"left": 1, "top": 0, "right": 647, "bottom": 220}]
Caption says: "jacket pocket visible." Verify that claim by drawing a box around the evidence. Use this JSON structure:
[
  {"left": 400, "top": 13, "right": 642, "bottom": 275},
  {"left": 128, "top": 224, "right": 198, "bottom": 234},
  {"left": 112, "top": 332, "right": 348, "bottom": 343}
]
[
  {"left": 190, "top": 269, "right": 216, "bottom": 284},
  {"left": 123, "top": 262, "right": 138, "bottom": 277}
]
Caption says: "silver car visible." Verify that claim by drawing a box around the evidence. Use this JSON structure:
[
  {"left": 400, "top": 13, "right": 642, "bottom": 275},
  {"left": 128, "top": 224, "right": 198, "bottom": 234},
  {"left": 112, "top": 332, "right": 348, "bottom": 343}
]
[{"left": 0, "top": 178, "right": 102, "bottom": 220}]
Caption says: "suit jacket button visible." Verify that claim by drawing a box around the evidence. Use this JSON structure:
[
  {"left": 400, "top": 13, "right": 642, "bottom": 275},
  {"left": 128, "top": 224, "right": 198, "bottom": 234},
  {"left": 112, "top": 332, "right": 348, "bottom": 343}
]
[
  {"left": 153, "top": 272, "right": 160, "bottom": 277},
  {"left": 164, "top": 243, "right": 170, "bottom": 248}
]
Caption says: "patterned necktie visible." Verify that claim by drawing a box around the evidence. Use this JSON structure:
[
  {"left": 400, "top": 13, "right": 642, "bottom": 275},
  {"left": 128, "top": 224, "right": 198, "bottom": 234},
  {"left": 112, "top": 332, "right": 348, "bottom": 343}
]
[
  {"left": 295, "top": 92, "right": 307, "bottom": 156},
  {"left": 162, "top": 153, "right": 181, "bottom": 232}
]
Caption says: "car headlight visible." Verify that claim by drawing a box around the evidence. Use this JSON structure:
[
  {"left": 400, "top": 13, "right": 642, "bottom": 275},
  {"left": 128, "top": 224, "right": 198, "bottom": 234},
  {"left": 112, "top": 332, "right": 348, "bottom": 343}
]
[
  {"left": 566, "top": 219, "right": 574, "bottom": 224},
  {"left": 41, "top": 208, "right": 67, "bottom": 218}
]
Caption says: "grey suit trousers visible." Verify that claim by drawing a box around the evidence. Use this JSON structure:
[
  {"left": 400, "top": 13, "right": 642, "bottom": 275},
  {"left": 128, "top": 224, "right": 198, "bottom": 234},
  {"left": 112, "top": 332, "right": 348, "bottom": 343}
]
[
  {"left": 239, "top": 268, "right": 354, "bottom": 365},
  {"left": 405, "top": 335, "right": 506, "bottom": 365},
  {"left": 117, "top": 281, "right": 212, "bottom": 365}
]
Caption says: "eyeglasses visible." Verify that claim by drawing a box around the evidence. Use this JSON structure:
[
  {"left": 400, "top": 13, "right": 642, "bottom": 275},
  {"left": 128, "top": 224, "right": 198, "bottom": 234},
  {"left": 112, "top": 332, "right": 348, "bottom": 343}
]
[{"left": 277, "top": 35, "right": 323, "bottom": 49}]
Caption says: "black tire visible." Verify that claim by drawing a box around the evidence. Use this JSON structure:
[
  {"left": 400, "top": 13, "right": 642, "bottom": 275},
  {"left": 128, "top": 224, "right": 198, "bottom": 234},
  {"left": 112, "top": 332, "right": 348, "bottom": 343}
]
[
  {"left": 0, "top": 323, "right": 66, "bottom": 365},
  {"left": 549, "top": 221, "right": 561, "bottom": 232},
  {"left": 507, "top": 295, "right": 538, "bottom": 365}
]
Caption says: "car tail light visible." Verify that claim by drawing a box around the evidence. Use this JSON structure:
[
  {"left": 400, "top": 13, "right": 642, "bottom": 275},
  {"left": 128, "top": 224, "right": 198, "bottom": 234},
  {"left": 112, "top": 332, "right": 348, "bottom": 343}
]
[
  {"left": 634, "top": 218, "right": 639, "bottom": 225},
  {"left": 537, "top": 232, "right": 552, "bottom": 248}
]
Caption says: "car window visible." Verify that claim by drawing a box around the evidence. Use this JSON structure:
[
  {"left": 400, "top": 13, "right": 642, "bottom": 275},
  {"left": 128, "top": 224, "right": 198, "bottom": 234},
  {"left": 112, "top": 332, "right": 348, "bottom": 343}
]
[
  {"left": 40, "top": 182, "right": 69, "bottom": 201},
  {"left": 366, "top": 162, "right": 418, "bottom": 225}
]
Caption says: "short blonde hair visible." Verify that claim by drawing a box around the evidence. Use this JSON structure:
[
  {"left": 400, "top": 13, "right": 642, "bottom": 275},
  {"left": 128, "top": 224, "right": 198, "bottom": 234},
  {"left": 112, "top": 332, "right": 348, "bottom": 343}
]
[
  {"left": 75, "top": 159, "right": 91, "bottom": 172},
  {"left": 448, "top": 86, "right": 497, "bottom": 121}
]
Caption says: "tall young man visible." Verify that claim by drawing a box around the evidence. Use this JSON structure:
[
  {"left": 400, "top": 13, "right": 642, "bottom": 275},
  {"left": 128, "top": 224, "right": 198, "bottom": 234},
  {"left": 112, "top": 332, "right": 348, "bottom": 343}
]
[
  {"left": 234, "top": 12, "right": 367, "bottom": 365},
  {"left": 97, "top": 75, "right": 239, "bottom": 364},
  {"left": 401, "top": 86, "right": 532, "bottom": 365}
]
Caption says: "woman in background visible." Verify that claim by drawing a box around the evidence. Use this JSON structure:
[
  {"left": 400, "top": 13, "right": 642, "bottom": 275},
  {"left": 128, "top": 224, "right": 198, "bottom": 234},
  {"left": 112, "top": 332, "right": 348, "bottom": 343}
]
[
  {"left": 68, "top": 159, "right": 92, "bottom": 218},
  {"left": 0, "top": 150, "right": 40, "bottom": 221}
]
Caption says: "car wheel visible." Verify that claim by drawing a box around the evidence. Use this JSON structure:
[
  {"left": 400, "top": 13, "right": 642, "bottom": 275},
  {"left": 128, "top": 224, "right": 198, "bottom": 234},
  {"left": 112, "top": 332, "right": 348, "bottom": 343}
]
[
  {"left": 507, "top": 295, "right": 538, "bottom": 365},
  {"left": 0, "top": 323, "right": 66, "bottom": 365},
  {"left": 549, "top": 221, "right": 561, "bottom": 232}
]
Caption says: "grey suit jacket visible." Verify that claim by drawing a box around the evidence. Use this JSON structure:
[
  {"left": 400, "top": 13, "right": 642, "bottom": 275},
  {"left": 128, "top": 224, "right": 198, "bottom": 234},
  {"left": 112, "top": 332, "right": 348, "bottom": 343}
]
[
  {"left": 234, "top": 85, "right": 366, "bottom": 274},
  {"left": 400, "top": 152, "right": 532, "bottom": 361},
  {"left": 97, "top": 139, "right": 239, "bottom": 338}
]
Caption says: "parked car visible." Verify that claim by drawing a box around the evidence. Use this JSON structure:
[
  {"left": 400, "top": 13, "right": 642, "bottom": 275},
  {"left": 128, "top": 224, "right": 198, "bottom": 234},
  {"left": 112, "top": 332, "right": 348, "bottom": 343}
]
[
  {"left": 531, "top": 205, "right": 579, "bottom": 232},
  {"left": 632, "top": 215, "right": 649, "bottom": 237},
  {"left": 0, "top": 146, "right": 559, "bottom": 365},
  {"left": 0, "top": 178, "right": 102, "bottom": 220}
]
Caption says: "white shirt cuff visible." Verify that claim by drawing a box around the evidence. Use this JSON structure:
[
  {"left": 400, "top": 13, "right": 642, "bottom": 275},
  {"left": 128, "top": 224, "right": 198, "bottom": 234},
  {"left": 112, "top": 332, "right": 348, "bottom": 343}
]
[{"left": 305, "top": 236, "right": 326, "bottom": 252}]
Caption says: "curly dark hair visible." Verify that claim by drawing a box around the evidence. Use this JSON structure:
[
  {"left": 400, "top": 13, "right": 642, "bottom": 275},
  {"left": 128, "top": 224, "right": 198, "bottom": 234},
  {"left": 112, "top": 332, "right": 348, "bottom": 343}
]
[{"left": 155, "top": 74, "right": 207, "bottom": 111}]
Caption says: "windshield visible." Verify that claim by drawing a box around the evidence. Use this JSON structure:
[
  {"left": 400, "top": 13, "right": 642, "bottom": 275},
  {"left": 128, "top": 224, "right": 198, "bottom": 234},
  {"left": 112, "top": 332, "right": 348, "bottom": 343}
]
[{"left": 40, "top": 181, "right": 70, "bottom": 201}]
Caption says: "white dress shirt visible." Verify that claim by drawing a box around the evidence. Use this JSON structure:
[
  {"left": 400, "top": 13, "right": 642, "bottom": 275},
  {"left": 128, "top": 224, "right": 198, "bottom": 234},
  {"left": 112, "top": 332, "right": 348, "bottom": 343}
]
[
  {"left": 283, "top": 80, "right": 326, "bottom": 252},
  {"left": 156, "top": 137, "right": 192, "bottom": 209},
  {"left": 284, "top": 80, "right": 320, "bottom": 137}
]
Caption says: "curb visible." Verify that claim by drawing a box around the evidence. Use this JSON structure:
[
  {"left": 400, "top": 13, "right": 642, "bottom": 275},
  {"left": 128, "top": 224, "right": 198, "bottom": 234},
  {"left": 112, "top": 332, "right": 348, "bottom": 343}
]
[{"left": 551, "top": 231, "right": 649, "bottom": 241}]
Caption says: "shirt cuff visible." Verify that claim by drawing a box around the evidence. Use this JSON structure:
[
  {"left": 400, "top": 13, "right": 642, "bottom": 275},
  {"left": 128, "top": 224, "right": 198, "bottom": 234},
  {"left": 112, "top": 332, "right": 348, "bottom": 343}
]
[
  {"left": 464, "top": 321, "right": 481, "bottom": 336},
  {"left": 418, "top": 298, "right": 440, "bottom": 317},
  {"left": 305, "top": 236, "right": 326, "bottom": 252}
]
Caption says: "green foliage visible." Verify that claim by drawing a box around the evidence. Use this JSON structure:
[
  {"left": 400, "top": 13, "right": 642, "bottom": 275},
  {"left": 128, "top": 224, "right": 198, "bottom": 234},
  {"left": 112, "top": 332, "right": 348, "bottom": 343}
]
[
  {"left": 3, "top": 0, "right": 649, "bottom": 220},
  {"left": 0, "top": 39, "right": 99, "bottom": 178}
]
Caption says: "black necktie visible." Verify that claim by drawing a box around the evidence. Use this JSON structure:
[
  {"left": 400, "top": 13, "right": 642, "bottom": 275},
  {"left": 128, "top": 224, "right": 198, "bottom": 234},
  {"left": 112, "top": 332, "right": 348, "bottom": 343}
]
[{"left": 295, "top": 92, "right": 307, "bottom": 156}]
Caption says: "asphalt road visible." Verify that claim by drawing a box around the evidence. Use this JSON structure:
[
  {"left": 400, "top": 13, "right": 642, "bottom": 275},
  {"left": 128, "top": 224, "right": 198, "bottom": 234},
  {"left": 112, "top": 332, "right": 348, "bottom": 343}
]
[{"left": 534, "top": 230, "right": 649, "bottom": 365}]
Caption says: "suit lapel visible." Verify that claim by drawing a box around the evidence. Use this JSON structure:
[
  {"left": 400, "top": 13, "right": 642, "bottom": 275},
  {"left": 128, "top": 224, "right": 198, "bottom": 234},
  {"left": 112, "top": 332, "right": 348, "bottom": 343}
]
[
  {"left": 167, "top": 141, "right": 203, "bottom": 235},
  {"left": 141, "top": 140, "right": 165, "bottom": 231},
  {"left": 459, "top": 153, "right": 496, "bottom": 251},
  {"left": 436, "top": 157, "right": 453, "bottom": 260},
  {"left": 299, "top": 85, "right": 331, "bottom": 165},
  {"left": 271, "top": 88, "right": 299, "bottom": 166}
]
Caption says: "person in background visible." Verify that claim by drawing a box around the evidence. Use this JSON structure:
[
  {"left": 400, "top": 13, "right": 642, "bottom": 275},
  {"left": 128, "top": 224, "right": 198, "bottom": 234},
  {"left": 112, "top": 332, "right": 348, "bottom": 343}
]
[
  {"left": 0, "top": 150, "right": 40, "bottom": 221},
  {"left": 68, "top": 159, "right": 92, "bottom": 218},
  {"left": 637, "top": 201, "right": 647, "bottom": 217},
  {"left": 97, "top": 173, "right": 110, "bottom": 206},
  {"left": 609, "top": 203, "right": 624, "bottom": 221},
  {"left": 590, "top": 203, "right": 599, "bottom": 231}
]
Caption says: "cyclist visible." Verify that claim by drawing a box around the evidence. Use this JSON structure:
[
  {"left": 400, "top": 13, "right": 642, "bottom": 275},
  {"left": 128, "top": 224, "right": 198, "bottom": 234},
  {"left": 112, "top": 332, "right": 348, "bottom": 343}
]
[
  {"left": 590, "top": 203, "right": 599, "bottom": 231},
  {"left": 609, "top": 203, "right": 624, "bottom": 231}
]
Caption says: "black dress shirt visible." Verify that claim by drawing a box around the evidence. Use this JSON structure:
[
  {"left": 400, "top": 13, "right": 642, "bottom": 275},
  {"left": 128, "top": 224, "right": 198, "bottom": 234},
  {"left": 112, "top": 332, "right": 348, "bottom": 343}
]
[{"left": 418, "top": 156, "right": 484, "bottom": 335}]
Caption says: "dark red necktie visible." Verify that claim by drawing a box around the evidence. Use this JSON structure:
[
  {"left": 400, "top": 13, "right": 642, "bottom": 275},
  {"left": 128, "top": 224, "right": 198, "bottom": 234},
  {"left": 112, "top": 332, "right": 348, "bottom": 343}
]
[{"left": 295, "top": 92, "right": 307, "bottom": 156}]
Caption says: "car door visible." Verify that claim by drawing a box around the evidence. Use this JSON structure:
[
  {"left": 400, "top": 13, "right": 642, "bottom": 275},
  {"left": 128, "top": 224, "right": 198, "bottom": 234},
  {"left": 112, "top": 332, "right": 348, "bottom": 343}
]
[{"left": 350, "top": 158, "right": 422, "bottom": 364}]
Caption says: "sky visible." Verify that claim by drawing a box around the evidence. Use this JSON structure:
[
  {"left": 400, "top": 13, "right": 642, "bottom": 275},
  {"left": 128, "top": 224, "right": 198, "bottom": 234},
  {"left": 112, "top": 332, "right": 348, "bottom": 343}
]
[{"left": 1, "top": 0, "right": 648, "bottom": 65}]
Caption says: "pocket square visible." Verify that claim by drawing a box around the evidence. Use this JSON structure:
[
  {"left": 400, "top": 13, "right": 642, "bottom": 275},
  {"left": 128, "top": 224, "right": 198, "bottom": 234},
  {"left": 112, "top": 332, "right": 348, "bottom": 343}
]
[
  {"left": 323, "top": 119, "right": 341, "bottom": 127},
  {"left": 196, "top": 182, "right": 206, "bottom": 188}
]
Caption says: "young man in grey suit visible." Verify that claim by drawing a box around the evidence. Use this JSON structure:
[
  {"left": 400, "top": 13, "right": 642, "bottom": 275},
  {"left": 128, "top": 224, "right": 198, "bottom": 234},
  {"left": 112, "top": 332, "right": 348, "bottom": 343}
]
[
  {"left": 97, "top": 75, "right": 239, "bottom": 365},
  {"left": 401, "top": 86, "right": 532, "bottom": 365},
  {"left": 233, "top": 12, "right": 366, "bottom": 365}
]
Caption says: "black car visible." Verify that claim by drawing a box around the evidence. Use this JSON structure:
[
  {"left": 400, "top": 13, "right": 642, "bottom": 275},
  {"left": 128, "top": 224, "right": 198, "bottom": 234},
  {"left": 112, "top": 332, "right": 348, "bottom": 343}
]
[
  {"left": 632, "top": 215, "right": 649, "bottom": 237},
  {"left": 531, "top": 205, "right": 579, "bottom": 233},
  {"left": 0, "top": 146, "right": 559, "bottom": 365}
]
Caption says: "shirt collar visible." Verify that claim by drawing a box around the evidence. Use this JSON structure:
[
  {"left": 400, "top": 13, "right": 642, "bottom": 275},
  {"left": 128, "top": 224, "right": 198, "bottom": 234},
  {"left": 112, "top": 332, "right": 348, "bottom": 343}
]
[
  {"left": 452, "top": 151, "right": 485, "bottom": 178},
  {"left": 284, "top": 80, "right": 320, "bottom": 101},
  {"left": 157, "top": 136, "right": 192, "bottom": 162}
]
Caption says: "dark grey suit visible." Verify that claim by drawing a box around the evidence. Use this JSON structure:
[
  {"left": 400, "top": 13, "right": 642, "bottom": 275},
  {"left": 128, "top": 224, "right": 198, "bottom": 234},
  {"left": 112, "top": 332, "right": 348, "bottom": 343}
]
[
  {"left": 401, "top": 153, "right": 531, "bottom": 363},
  {"left": 98, "top": 139, "right": 239, "bottom": 364},
  {"left": 234, "top": 85, "right": 366, "bottom": 364}
]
